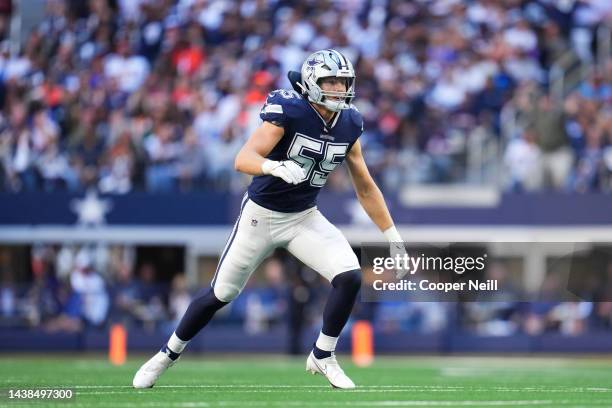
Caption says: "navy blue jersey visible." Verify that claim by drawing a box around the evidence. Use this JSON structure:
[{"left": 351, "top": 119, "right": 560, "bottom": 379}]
[{"left": 247, "top": 89, "right": 363, "bottom": 212}]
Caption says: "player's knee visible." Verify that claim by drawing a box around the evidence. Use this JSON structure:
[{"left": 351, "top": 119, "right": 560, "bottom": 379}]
[
  {"left": 331, "top": 269, "right": 362, "bottom": 293},
  {"left": 213, "top": 283, "right": 241, "bottom": 303},
  {"left": 192, "top": 287, "right": 228, "bottom": 308}
]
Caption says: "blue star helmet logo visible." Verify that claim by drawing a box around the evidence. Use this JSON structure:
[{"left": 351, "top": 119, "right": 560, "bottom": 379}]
[{"left": 307, "top": 58, "right": 319, "bottom": 67}]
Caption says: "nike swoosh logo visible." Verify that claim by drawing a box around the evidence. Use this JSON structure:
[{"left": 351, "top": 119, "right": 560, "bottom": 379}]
[{"left": 312, "top": 357, "right": 327, "bottom": 375}]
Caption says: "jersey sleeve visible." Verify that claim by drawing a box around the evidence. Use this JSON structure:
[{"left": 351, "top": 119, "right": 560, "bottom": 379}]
[
  {"left": 349, "top": 104, "right": 364, "bottom": 136},
  {"left": 259, "top": 89, "right": 303, "bottom": 127}
]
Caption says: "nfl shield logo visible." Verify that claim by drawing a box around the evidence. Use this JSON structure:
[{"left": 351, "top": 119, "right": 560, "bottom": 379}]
[{"left": 251, "top": 219, "right": 258, "bottom": 227}]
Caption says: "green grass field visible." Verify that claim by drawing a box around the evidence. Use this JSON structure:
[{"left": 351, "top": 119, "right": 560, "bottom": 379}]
[{"left": 1, "top": 354, "right": 612, "bottom": 407}]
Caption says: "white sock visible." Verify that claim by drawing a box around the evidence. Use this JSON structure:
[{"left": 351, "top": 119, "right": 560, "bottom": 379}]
[
  {"left": 167, "top": 332, "right": 189, "bottom": 354},
  {"left": 315, "top": 331, "right": 338, "bottom": 352}
]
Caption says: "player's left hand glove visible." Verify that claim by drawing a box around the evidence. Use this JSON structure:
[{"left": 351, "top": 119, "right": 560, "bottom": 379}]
[{"left": 384, "top": 225, "right": 410, "bottom": 279}]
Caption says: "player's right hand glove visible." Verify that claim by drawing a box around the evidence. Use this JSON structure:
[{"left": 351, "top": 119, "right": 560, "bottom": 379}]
[{"left": 261, "top": 160, "right": 305, "bottom": 185}]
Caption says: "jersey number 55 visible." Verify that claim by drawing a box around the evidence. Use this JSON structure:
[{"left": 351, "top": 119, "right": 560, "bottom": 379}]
[{"left": 288, "top": 133, "right": 349, "bottom": 188}]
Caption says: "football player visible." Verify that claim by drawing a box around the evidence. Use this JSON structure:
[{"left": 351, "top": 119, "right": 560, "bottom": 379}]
[{"left": 133, "top": 49, "right": 405, "bottom": 389}]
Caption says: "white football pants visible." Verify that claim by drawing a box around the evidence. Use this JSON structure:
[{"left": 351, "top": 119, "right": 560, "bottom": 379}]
[{"left": 211, "top": 194, "right": 360, "bottom": 302}]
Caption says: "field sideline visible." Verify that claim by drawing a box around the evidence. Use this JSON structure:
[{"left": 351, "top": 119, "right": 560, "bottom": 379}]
[{"left": 1, "top": 355, "right": 612, "bottom": 407}]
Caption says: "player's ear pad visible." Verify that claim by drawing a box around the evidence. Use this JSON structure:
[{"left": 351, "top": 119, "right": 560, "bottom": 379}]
[{"left": 288, "top": 71, "right": 303, "bottom": 94}]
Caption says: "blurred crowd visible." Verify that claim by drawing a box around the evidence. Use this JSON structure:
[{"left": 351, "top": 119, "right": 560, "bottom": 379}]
[
  {"left": 0, "top": 244, "right": 330, "bottom": 338},
  {"left": 0, "top": 244, "right": 177, "bottom": 332},
  {"left": 3, "top": 243, "right": 612, "bottom": 340},
  {"left": 0, "top": 0, "right": 610, "bottom": 194}
]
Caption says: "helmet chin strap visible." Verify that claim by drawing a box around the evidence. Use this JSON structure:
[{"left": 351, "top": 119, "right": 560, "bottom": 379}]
[
  {"left": 322, "top": 100, "right": 344, "bottom": 113},
  {"left": 322, "top": 94, "right": 350, "bottom": 112}
]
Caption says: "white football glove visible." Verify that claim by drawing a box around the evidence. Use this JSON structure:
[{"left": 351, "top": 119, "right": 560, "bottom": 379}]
[
  {"left": 390, "top": 242, "right": 410, "bottom": 279},
  {"left": 384, "top": 226, "right": 410, "bottom": 279},
  {"left": 261, "top": 160, "right": 305, "bottom": 185}
]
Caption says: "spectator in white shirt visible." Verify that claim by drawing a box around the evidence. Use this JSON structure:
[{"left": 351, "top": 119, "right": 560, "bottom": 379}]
[{"left": 104, "top": 38, "right": 150, "bottom": 93}]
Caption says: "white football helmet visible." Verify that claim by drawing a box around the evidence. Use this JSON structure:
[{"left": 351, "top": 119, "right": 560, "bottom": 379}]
[{"left": 299, "top": 49, "right": 355, "bottom": 112}]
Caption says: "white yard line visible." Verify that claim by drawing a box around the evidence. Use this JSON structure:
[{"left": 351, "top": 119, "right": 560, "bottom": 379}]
[
  {"left": 44, "top": 400, "right": 612, "bottom": 408},
  {"left": 70, "top": 384, "right": 612, "bottom": 393}
]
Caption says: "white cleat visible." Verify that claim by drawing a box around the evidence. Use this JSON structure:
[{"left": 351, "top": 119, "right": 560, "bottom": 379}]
[
  {"left": 306, "top": 351, "right": 356, "bottom": 389},
  {"left": 132, "top": 351, "right": 177, "bottom": 388}
]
